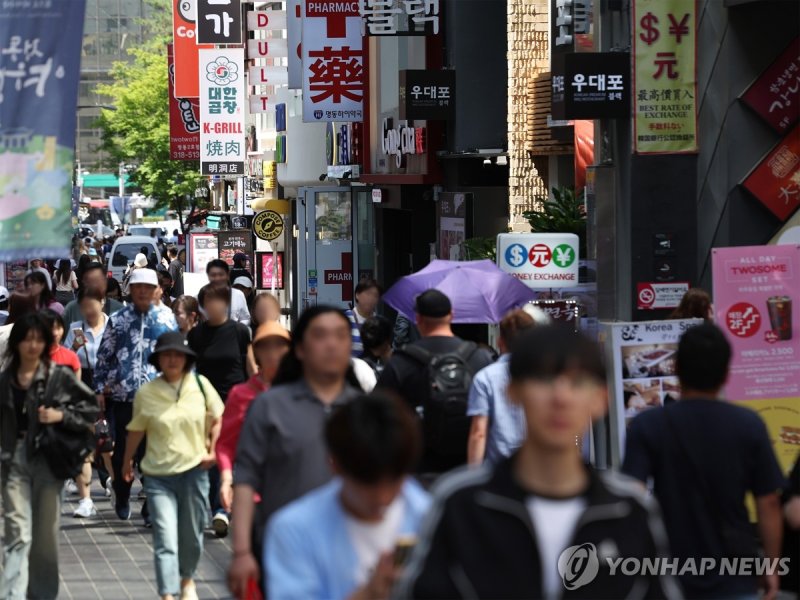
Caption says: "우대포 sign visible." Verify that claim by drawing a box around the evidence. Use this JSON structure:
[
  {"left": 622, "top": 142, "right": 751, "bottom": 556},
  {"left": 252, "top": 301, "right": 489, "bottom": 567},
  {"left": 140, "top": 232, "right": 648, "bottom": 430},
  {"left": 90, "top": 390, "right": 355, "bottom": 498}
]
[
  {"left": 401, "top": 69, "right": 454, "bottom": 120},
  {"left": 552, "top": 52, "right": 630, "bottom": 120},
  {"left": 199, "top": 48, "right": 245, "bottom": 176}
]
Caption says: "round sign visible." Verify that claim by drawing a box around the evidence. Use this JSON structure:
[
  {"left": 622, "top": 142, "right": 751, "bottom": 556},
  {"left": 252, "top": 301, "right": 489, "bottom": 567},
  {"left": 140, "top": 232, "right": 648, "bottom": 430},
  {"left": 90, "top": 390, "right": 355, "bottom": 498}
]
[
  {"left": 638, "top": 285, "right": 655, "bottom": 307},
  {"left": 253, "top": 210, "right": 284, "bottom": 241},
  {"left": 725, "top": 302, "right": 761, "bottom": 338},
  {"left": 504, "top": 243, "right": 528, "bottom": 268},
  {"left": 528, "top": 243, "right": 552, "bottom": 268},
  {"left": 552, "top": 243, "right": 576, "bottom": 268}
]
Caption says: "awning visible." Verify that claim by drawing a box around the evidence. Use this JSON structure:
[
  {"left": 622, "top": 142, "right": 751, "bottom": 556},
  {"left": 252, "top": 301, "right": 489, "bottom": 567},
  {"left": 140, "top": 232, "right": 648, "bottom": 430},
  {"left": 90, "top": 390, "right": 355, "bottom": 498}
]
[{"left": 81, "top": 173, "right": 130, "bottom": 188}]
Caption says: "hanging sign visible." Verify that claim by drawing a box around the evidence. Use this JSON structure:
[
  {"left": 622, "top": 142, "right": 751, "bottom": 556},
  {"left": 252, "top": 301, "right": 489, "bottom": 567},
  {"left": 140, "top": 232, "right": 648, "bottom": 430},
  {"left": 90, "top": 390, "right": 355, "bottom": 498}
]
[
  {"left": 173, "top": 0, "right": 212, "bottom": 98},
  {"left": 742, "top": 125, "right": 800, "bottom": 222},
  {"left": 497, "top": 233, "right": 580, "bottom": 289},
  {"left": 253, "top": 210, "right": 284, "bottom": 241},
  {"left": 168, "top": 44, "right": 201, "bottom": 161},
  {"left": 740, "top": 38, "right": 800, "bottom": 134},
  {"left": 360, "top": 0, "right": 440, "bottom": 36},
  {"left": 196, "top": 0, "right": 243, "bottom": 45}
]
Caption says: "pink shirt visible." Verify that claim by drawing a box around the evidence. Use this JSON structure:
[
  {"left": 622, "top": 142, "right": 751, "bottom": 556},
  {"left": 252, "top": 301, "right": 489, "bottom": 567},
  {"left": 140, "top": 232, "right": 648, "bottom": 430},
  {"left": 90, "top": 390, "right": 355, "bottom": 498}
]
[{"left": 216, "top": 375, "right": 268, "bottom": 474}]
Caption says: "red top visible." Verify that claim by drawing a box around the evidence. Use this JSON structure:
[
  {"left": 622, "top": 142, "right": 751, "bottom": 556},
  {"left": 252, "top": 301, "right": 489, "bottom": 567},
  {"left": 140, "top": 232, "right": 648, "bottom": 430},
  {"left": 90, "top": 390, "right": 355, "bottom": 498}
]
[
  {"left": 216, "top": 375, "right": 269, "bottom": 474},
  {"left": 51, "top": 345, "right": 81, "bottom": 374}
]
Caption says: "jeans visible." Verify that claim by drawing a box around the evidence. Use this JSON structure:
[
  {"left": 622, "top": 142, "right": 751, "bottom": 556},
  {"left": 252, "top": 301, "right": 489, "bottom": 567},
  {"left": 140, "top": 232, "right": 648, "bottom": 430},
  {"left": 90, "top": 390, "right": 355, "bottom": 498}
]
[
  {"left": 144, "top": 466, "right": 210, "bottom": 596},
  {"left": 0, "top": 440, "right": 64, "bottom": 600}
]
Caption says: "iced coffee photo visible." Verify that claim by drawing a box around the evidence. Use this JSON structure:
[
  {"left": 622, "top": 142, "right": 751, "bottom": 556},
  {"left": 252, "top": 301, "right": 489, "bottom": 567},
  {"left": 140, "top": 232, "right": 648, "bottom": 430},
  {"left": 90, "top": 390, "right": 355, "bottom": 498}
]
[{"left": 766, "top": 296, "right": 792, "bottom": 341}]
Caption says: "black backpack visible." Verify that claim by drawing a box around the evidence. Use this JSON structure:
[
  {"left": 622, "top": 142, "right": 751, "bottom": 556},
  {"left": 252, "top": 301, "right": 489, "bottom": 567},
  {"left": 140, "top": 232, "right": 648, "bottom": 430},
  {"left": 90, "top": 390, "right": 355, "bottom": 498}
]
[{"left": 399, "top": 341, "right": 478, "bottom": 461}]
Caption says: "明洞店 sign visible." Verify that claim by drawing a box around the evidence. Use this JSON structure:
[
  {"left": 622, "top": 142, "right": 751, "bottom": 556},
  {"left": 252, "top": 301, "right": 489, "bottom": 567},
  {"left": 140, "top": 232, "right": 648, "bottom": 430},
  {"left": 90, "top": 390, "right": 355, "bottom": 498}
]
[
  {"left": 199, "top": 48, "right": 246, "bottom": 176},
  {"left": 302, "top": 0, "right": 364, "bottom": 123},
  {"left": 551, "top": 52, "right": 630, "bottom": 120},
  {"left": 360, "top": 0, "right": 440, "bottom": 36},
  {"left": 632, "top": 0, "right": 697, "bottom": 154},
  {"left": 400, "top": 69, "right": 454, "bottom": 120},
  {"left": 196, "top": 0, "right": 242, "bottom": 45},
  {"left": 741, "top": 38, "right": 800, "bottom": 134}
]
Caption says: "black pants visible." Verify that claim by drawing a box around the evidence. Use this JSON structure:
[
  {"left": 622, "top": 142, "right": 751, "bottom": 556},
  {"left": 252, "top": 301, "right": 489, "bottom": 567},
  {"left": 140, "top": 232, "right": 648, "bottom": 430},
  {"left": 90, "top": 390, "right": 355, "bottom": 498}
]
[{"left": 109, "top": 400, "right": 145, "bottom": 508}]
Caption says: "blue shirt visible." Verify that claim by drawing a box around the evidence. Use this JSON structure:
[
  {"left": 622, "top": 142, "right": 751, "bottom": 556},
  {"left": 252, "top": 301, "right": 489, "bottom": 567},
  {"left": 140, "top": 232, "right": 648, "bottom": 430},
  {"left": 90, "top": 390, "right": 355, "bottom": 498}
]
[
  {"left": 265, "top": 478, "right": 430, "bottom": 600},
  {"left": 467, "top": 355, "right": 527, "bottom": 464},
  {"left": 344, "top": 308, "right": 364, "bottom": 357},
  {"left": 64, "top": 316, "right": 109, "bottom": 371},
  {"left": 93, "top": 303, "right": 178, "bottom": 401}
]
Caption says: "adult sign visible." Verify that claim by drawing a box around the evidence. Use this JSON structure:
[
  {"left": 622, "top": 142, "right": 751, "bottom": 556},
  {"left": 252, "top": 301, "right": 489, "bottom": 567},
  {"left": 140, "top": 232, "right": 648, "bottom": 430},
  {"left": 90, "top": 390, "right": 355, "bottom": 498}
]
[
  {"left": 497, "top": 233, "right": 579, "bottom": 289},
  {"left": 199, "top": 48, "right": 246, "bottom": 176}
]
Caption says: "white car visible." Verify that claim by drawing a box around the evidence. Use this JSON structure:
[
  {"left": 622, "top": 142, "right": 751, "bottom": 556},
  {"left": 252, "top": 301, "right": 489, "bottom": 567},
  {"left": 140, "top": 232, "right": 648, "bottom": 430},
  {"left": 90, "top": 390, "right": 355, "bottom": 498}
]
[{"left": 106, "top": 236, "right": 162, "bottom": 282}]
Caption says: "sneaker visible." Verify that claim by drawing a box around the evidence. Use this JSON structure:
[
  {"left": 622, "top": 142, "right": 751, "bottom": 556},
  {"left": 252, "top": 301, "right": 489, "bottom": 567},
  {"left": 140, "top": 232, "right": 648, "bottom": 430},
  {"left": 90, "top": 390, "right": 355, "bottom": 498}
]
[
  {"left": 142, "top": 514, "right": 152, "bottom": 528},
  {"left": 212, "top": 512, "right": 229, "bottom": 538},
  {"left": 73, "top": 498, "right": 97, "bottom": 518},
  {"left": 115, "top": 502, "right": 131, "bottom": 521},
  {"left": 180, "top": 581, "right": 199, "bottom": 600},
  {"left": 104, "top": 477, "right": 112, "bottom": 498},
  {"left": 64, "top": 480, "right": 79, "bottom": 495}
]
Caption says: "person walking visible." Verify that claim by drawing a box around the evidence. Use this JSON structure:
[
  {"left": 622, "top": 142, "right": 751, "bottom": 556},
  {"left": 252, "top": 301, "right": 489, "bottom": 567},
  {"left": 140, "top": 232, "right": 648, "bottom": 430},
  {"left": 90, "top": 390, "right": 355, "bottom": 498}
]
[
  {"left": 167, "top": 247, "right": 185, "bottom": 298},
  {"left": 24, "top": 272, "right": 63, "bottom": 315},
  {"left": 378, "top": 290, "right": 493, "bottom": 476},
  {"left": 227, "top": 306, "right": 360, "bottom": 599},
  {"left": 62, "top": 262, "right": 125, "bottom": 326},
  {"left": 265, "top": 394, "right": 430, "bottom": 600},
  {"left": 94, "top": 268, "right": 178, "bottom": 522},
  {"left": 53, "top": 259, "right": 78, "bottom": 306},
  {"left": 344, "top": 279, "right": 382, "bottom": 357},
  {"left": 669, "top": 288, "right": 713, "bottom": 321},
  {"left": 122, "top": 332, "right": 224, "bottom": 600},
  {"left": 467, "top": 309, "right": 534, "bottom": 466},
  {"left": 187, "top": 282, "right": 250, "bottom": 537},
  {"left": 397, "top": 325, "right": 679, "bottom": 599},
  {"left": 206, "top": 260, "right": 251, "bottom": 326},
  {"left": 26, "top": 258, "right": 53, "bottom": 291},
  {"left": 39, "top": 310, "right": 81, "bottom": 379},
  {"left": 623, "top": 323, "right": 785, "bottom": 599},
  {"left": 246, "top": 293, "right": 281, "bottom": 375},
  {"left": 172, "top": 295, "right": 202, "bottom": 335},
  {"left": 359, "top": 316, "right": 393, "bottom": 378},
  {"left": 0, "top": 314, "right": 98, "bottom": 600}
]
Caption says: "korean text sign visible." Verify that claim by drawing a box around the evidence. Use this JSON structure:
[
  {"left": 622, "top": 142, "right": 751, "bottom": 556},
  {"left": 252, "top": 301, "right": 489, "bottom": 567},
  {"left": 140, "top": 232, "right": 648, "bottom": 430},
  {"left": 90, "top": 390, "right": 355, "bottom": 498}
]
[
  {"left": 632, "top": 0, "right": 697, "bottom": 154},
  {"left": 302, "top": 0, "right": 364, "bottom": 123},
  {"left": 401, "top": 69, "right": 454, "bottom": 121},
  {"left": 199, "top": 48, "right": 246, "bottom": 176},
  {"left": 742, "top": 125, "right": 800, "bottom": 222},
  {"left": 360, "top": 0, "right": 440, "bottom": 36},
  {"left": 712, "top": 245, "right": 800, "bottom": 402},
  {"left": 741, "top": 38, "right": 800, "bottom": 134},
  {"left": 168, "top": 44, "right": 200, "bottom": 161},
  {"left": 497, "top": 233, "right": 580, "bottom": 289},
  {"left": 0, "top": 0, "right": 85, "bottom": 261},
  {"left": 552, "top": 52, "right": 630, "bottom": 120},
  {"left": 172, "top": 0, "right": 212, "bottom": 98},
  {"left": 196, "top": 0, "right": 242, "bottom": 45}
]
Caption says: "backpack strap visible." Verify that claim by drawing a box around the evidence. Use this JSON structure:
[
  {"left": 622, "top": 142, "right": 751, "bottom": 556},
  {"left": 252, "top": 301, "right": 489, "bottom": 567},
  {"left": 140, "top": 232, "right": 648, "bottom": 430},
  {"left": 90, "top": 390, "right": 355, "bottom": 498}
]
[
  {"left": 194, "top": 373, "right": 207, "bottom": 404},
  {"left": 453, "top": 341, "right": 478, "bottom": 364},
  {"left": 398, "top": 343, "right": 433, "bottom": 366}
]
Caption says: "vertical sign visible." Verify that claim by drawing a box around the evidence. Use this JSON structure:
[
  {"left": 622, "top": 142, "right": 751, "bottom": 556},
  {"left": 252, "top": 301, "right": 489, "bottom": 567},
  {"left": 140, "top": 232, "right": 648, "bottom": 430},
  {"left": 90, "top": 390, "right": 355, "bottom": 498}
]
[
  {"left": 199, "top": 48, "right": 246, "bottom": 176},
  {"left": 302, "top": 0, "right": 364, "bottom": 122},
  {"left": 197, "top": 0, "right": 243, "bottom": 45},
  {"left": 742, "top": 125, "right": 800, "bottom": 222},
  {"left": 632, "top": 0, "right": 698, "bottom": 154},
  {"left": 173, "top": 0, "right": 211, "bottom": 98},
  {"left": 740, "top": 38, "right": 800, "bottom": 134},
  {"left": 712, "top": 244, "right": 800, "bottom": 473},
  {"left": 168, "top": 44, "right": 201, "bottom": 160},
  {"left": 287, "top": 0, "right": 302, "bottom": 89},
  {"left": 0, "top": 0, "right": 86, "bottom": 261}
]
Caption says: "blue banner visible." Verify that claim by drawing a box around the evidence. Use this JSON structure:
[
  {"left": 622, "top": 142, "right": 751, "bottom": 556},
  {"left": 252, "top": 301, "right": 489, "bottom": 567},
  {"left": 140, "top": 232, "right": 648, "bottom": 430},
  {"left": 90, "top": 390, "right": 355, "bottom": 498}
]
[{"left": 0, "top": 0, "right": 86, "bottom": 260}]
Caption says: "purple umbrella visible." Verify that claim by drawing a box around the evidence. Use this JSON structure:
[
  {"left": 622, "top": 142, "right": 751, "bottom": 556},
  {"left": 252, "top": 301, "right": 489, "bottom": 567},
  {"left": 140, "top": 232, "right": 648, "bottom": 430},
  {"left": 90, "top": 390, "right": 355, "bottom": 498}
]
[{"left": 382, "top": 259, "right": 536, "bottom": 323}]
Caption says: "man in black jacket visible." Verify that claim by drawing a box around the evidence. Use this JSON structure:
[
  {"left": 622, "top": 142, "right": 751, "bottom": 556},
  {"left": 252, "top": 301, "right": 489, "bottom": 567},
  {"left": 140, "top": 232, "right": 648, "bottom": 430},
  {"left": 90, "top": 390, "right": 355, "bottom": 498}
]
[{"left": 397, "top": 325, "right": 680, "bottom": 599}]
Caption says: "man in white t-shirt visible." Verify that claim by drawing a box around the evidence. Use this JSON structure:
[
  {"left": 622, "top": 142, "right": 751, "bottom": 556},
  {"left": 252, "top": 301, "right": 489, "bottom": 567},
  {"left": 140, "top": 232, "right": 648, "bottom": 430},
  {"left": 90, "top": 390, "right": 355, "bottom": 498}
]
[
  {"left": 206, "top": 259, "right": 250, "bottom": 326},
  {"left": 265, "top": 394, "right": 430, "bottom": 600}
]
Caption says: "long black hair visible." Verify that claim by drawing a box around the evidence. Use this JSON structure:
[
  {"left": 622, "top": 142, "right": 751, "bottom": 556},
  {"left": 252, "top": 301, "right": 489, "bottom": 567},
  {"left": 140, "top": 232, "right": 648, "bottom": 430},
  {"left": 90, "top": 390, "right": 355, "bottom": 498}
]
[
  {"left": 24, "top": 271, "right": 55, "bottom": 309},
  {"left": 5, "top": 313, "right": 54, "bottom": 374},
  {"left": 272, "top": 305, "right": 362, "bottom": 389},
  {"left": 56, "top": 259, "right": 73, "bottom": 286}
]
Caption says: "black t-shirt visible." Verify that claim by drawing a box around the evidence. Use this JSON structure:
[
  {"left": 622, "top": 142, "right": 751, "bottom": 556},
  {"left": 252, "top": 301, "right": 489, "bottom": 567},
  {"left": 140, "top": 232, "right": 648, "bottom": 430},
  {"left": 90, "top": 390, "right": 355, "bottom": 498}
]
[
  {"left": 781, "top": 456, "right": 799, "bottom": 592},
  {"left": 187, "top": 320, "right": 249, "bottom": 401},
  {"left": 623, "top": 399, "right": 785, "bottom": 598},
  {"left": 12, "top": 384, "right": 27, "bottom": 433}
]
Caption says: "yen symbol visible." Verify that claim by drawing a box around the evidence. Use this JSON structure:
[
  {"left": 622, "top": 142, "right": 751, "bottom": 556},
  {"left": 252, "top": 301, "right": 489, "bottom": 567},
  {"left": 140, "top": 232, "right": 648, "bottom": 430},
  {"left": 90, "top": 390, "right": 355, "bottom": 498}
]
[{"left": 553, "top": 244, "right": 576, "bottom": 268}]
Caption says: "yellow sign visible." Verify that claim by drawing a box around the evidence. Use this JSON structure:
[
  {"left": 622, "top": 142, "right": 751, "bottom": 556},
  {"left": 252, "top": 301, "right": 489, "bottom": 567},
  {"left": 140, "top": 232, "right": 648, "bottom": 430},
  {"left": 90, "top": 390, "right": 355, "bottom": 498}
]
[
  {"left": 252, "top": 210, "right": 284, "bottom": 241},
  {"left": 633, "top": 0, "right": 697, "bottom": 154}
]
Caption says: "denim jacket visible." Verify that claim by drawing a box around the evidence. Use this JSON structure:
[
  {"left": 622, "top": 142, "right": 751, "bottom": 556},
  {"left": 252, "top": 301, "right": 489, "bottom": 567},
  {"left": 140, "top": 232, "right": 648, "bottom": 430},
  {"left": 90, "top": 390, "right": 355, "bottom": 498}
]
[{"left": 93, "top": 303, "right": 178, "bottom": 402}]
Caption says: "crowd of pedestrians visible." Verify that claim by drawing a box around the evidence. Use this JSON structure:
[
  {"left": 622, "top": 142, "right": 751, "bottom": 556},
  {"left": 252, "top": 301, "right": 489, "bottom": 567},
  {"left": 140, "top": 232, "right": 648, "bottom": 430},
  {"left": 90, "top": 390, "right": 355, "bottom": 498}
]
[{"left": 0, "top": 251, "right": 797, "bottom": 600}]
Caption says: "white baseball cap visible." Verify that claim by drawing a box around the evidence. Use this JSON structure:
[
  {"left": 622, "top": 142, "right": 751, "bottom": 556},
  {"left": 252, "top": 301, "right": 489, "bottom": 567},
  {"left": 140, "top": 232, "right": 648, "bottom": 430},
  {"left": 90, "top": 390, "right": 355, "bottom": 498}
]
[
  {"left": 129, "top": 268, "right": 158, "bottom": 287},
  {"left": 233, "top": 276, "right": 253, "bottom": 289},
  {"left": 0, "top": 286, "right": 9, "bottom": 302}
]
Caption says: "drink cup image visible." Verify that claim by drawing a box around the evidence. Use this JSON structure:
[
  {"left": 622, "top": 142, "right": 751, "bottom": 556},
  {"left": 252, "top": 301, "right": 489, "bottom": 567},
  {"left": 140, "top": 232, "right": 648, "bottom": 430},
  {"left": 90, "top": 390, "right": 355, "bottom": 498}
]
[{"left": 766, "top": 296, "right": 792, "bottom": 341}]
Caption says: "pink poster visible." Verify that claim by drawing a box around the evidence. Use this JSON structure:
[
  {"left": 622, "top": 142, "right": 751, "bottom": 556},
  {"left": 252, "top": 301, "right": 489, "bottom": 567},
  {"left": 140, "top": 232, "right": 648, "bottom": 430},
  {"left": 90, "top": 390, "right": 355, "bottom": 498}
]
[{"left": 712, "top": 244, "right": 800, "bottom": 401}]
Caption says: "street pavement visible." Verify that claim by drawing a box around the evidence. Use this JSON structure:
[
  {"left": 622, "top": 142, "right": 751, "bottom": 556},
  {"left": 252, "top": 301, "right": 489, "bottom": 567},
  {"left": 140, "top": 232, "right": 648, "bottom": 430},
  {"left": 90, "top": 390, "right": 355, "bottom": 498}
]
[{"left": 5, "top": 479, "right": 232, "bottom": 599}]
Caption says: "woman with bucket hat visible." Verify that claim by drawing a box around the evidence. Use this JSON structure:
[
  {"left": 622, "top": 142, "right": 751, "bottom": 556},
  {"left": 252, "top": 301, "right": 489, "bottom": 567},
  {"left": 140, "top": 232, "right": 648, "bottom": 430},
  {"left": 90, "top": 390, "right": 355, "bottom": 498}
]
[{"left": 121, "top": 331, "right": 224, "bottom": 600}]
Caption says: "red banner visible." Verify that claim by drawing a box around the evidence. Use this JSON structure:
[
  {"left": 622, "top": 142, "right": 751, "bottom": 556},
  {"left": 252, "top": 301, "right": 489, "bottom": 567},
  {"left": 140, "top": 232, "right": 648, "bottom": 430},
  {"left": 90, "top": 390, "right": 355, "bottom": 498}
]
[
  {"left": 742, "top": 125, "right": 800, "bottom": 222},
  {"left": 741, "top": 38, "right": 800, "bottom": 134},
  {"left": 167, "top": 44, "right": 200, "bottom": 161},
  {"left": 172, "top": 0, "right": 212, "bottom": 98}
]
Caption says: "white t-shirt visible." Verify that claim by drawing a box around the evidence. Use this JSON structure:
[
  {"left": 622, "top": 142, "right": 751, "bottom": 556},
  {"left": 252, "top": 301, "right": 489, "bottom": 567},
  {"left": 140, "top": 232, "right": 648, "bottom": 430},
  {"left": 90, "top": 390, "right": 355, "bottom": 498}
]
[
  {"left": 526, "top": 496, "right": 587, "bottom": 600},
  {"left": 344, "top": 496, "right": 405, "bottom": 586}
]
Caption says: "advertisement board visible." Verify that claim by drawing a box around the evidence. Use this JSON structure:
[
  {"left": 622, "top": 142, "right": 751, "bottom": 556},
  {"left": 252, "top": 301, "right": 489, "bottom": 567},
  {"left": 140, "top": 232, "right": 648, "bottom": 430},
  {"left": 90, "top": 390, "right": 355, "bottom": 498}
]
[
  {"left": 172, "top": 0, "right": 211, "bottom": 98},
  {"left": 196, "top": 0, "right": 242, "bottom": 45},
  {"left": 302, "top": 0, "right": 364, "bottom": 122},
  {"left": 740, "top": 37, "right": 800, "bottom": 134},
  {"left": 256, "top": 251, "right": 285, "bottom": 290},
  {"left": 217, "top": 230, "right": 253, "bottom": 270},
  {"left": 438, "top": 192, "right": 466, "bottom": 260},
  {"left": 189, "top": 232, "right": 218, "bottom": 274},
  {"left": 168, "top": 44, "right": 200, "bottom": 161},
  {"left": 632, "top": 0, "right": 698, "bottom": 154},
  {"left": 741, "top": 125, "right": 800, "bottom": 222},
  {"left": 551, "top": 52, "right": 630, "bottom": 120},
  {"left": 199, "top": 48, "right": 246, "bottom": 176},
  {"left": 497, "top": 233, "right": 580, "bottom": 289},
  {"left": 603, "top": 319, "right": 702, "bottom": 463}
]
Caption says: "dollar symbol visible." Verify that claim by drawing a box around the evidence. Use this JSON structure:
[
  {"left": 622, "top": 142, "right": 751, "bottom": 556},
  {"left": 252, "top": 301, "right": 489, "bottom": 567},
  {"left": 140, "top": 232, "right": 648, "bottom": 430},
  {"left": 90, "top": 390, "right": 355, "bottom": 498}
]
[
  {"left": 639, "top": 12, "right": 660, "bottom": 45},
  {"left": 511, "top": 245, "right": 523, "bottom": 266}
]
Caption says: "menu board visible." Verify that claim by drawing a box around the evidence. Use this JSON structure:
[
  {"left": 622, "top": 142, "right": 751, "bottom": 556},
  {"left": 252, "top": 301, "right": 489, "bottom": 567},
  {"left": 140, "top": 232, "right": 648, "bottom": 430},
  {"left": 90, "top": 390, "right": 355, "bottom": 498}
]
[
  {"left": 189, "top": 233, "right": 218, "bottom": 274},
  {"left": 218, "top": 231, "right": 254, "bottom": 273}
]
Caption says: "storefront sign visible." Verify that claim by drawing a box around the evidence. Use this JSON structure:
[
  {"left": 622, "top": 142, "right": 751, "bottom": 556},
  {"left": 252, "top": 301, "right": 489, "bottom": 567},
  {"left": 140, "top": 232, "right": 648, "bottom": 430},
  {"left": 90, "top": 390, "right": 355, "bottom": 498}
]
[
  {"left": 439, "top": 192, "right": 466, "bottom": 260},
  {"left": 0, "top": 0, "right": 86, "bottom": 261},
  {"left": 552, "top": 52, "right": 630, "bottom": 120},
  {"left": 741, "top": 38, "right": 800, "bottom": 134},
  {"left": 632, "top": 0, "right": 698, "bottom": 154},
  {"left": 712, "top": 245, "right": 800, "bottom": 399},
  {"left": 636, "top": 282, "right": 690, "bottom": 310},
  {"left": 551, "top": 0, "right": 574, "bottom": 51},
  {"left": 246, "top": 10, "right": 287, "bottom": 31},
  {"left": 168, "top": 44, "right": 200, "bottom": 161},
  {"left": 302, "top": 0, "right": 364, "bottom": 122},
  {"left": 173, "top": 0, "right": 212, "bottom": 98},
  {"left": 248, "top": 66, "right": 289, "bottom": 86},
  {"left": 400, "top": 70, "right": 454, "bottom": 120},
  {"left": 252, "top": 209, "right": 284, "bottom": 241},
  {"left": 529, "top": 299, "right": 580, "bottom": 327},
  {"left": 196, "top": 0, "right": 242, "bottom": 45},
  {"left": 287, "top": 0, "right": 302, "bottom": 89},
  {"left": 742, "top": 125, "right": 800, "bottom": 222},
  {"left": 497, "top": 233, "right": 580, "bottom": 289},
  {"left": 189, "top": 232, "right": 218, "bottom": 273},
  {"left": 360, "top": 0, "right": 440, "bottom": 36},
  {"left": 248, "top": 38, "right": 289, "bottom": 60},
  {"left": 256, "top": 252, "right": 284, "bottom": 289},
  {"left": 381, "top": 118, "right": 426, "bottom": 168},
  {"left": 217, "top": 230, "right": 253, "bottom": 271},
  {"left": 199, "top": 48, "right": 246, "bottom": 176}
]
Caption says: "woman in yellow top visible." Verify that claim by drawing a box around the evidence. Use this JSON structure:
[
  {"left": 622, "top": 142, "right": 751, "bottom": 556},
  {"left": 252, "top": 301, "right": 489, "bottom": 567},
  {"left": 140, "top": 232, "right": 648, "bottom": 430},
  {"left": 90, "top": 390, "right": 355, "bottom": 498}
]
[{"left": 122, "top": 332, "right": 224, "bottom": 600}]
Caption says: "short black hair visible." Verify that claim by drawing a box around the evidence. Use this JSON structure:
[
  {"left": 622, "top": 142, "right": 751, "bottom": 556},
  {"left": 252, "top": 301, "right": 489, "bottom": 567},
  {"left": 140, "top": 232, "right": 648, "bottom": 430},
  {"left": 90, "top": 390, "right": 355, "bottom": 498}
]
[
  {"left": 39, "top": 308, "right": 66, "bottom": 333},
  {"left": 80, "top": 262, "right": 105, "bottom": 281},
  {"left": 206, "top": 259, "right": 230, "bottom": 275},
  {"left": 198, "top": 282, "right": 231, "bottom": 308},
  {"left": 5, "top": 313, "right": 53, "bottom": 371},
  {"left": 676, "top": 323, "right": 731, "bottom": 392},
  {"left": 354, "top": 278, "right": 382, "bottom": 298},
  {"left": 510, "top": 325, "right": 606, "bottom": 383},
  {"left": 77, "top": 285, "right": 105, "bottom": 304},
  {"left": 361, "top": 316, "right": 392, "bottom": 354},
  {"left": 325, "top": 393, "right": 421, "bottom": 484}
]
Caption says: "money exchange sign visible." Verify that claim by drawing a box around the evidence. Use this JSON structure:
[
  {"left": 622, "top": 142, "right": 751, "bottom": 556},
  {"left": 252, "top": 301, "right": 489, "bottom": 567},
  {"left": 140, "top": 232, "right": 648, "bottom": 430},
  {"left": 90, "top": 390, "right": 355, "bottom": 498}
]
[
  {"left": 199, "top": 48, "right": 245, "bottom": 175},
  {"left": 632, "top": 0, "right": 697, "bottom": 154}
]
